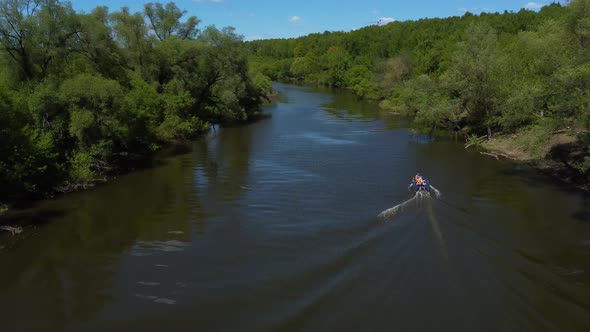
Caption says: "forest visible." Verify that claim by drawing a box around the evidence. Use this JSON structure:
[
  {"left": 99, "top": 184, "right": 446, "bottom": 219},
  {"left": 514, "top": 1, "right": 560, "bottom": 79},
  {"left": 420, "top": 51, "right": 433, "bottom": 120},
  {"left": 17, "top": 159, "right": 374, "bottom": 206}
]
[
  {"left": 0, "top": 0, "right": 272, "bottom": 205},
  {"left": 2, "top": 0, "right": 590, "bottom": 211},
  {"left": 247, "top": 1, "right": 590, "bottom": 180}
]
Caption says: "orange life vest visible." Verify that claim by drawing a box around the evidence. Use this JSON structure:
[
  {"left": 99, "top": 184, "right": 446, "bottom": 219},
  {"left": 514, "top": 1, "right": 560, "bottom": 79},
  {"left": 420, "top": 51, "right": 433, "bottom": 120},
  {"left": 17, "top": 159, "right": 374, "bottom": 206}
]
[{"left": 415, "top": 176, "right": 423, "bottom": 185}]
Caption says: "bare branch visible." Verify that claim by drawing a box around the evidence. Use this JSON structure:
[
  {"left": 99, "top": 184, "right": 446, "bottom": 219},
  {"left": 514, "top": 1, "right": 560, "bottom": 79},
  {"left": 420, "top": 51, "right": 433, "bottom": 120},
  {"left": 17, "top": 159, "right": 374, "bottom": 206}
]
[{"left": 0, "top": 225, "right": 23, "bottom": 235}]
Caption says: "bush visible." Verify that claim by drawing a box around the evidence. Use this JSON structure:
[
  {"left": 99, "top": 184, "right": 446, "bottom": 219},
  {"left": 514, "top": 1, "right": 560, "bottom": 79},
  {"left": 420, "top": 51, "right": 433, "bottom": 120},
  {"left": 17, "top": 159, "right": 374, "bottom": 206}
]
[
  {"left": 513, "top": 121, "right": 559, "bottom": 158},
  {"left": 69, "top": 152, "right": 96, "bottom": 183},
  {"left": 155, "top": 114, "right": 209, "bottom": 140},
  {"left": 60, "top": 74, "right": 127, "bottom": 150}
]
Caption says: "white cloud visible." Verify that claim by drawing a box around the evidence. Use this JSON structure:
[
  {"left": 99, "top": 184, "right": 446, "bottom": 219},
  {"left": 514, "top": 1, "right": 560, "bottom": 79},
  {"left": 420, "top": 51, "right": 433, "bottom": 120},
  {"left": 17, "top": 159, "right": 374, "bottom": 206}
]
[
  {"left": 524, "top": 2, "right": 545, "bottom": 9},
  {"left": 376, "top": 17, "right": 395, "bottom": 25},
  {"left": 372, "top": 10, "right": 380, "bottom": 15},
  {"left": 289, "top": 16, "right": 301, "bottom": 22},
  {"left": 458, "top": 7, "right": 468, "bottom": 13}
]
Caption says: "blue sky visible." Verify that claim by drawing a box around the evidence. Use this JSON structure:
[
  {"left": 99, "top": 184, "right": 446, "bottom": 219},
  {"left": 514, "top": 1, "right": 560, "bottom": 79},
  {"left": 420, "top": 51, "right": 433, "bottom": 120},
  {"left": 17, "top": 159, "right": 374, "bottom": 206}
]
[{"left": 69, "top": 0, "right": 562, "bottom": 41}]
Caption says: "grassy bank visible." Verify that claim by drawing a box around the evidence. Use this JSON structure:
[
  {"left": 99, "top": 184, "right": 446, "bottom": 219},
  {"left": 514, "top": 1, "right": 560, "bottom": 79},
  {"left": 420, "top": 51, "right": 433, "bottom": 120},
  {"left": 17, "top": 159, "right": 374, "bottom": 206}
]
[{"left": 474, "top": 127, "right": 590, "bottom": 191}]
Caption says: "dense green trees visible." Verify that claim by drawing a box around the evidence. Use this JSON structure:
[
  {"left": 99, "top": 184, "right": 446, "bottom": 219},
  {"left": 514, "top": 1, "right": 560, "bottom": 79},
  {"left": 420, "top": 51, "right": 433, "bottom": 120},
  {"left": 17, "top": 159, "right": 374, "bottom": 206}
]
[
  {"left": 247, "top": 1, "right": 590, "bottom": 176},
  {"left": 0, "top": 1, "right": 271, "bottom": 203}
]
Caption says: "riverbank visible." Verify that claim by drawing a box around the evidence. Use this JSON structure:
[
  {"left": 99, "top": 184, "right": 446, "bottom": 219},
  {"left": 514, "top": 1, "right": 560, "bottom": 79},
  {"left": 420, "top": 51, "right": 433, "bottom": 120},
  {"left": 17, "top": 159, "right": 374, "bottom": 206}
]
[
  {"left": 475, "top": 129, "right": 590, "bottom": 192},
  {"left": 0, "top": 141, "right": 194, "bottom": 227},
  {"left": 0, "top": 108, "right": 276, "bottom": 229},
  {"left": 0, "top": 82, "right": 276, "bottom": 230},
  {"left": 2, "top": 82, "right": 589, "bottom": 331}
]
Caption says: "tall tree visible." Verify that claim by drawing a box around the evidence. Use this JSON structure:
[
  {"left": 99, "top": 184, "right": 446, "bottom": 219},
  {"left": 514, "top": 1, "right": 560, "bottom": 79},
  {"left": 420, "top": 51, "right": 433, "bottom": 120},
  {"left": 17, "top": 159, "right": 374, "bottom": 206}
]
[
  {"left": 445, "top": 22, "right": 500, "bottom": 137},
  {"left": 144, "top": 2, "right": 200, "bottom": 41},
  {"left": 110, "top": 7, "right": 149, "bottom": 69},
  {"left": 567, "top": 0, "right": 590, "bottom": 48},
  {"left": 0, "top": 0, "right": 79, "bottom": 80}
]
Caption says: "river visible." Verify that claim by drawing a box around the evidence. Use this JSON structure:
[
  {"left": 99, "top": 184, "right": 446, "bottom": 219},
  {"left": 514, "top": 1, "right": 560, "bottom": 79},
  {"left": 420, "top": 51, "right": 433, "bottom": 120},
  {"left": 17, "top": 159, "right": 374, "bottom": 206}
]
[{"left": 1, "top": 83, "right": 590, "bottom": 331}]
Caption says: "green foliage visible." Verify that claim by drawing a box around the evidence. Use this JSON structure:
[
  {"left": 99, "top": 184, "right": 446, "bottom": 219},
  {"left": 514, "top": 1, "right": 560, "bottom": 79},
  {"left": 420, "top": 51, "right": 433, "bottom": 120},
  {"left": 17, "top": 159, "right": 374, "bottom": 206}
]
[
  {"left": 466, "top": 134, "right": 484, "bottom": 147},
  {"left": 69, "top": 109, "right": 95, "bottom": 144},
  {"left": 567, "top": 0, "right": 590, "bottom": 48},
  {"left": 123, "top": 76, "right": 163, "bottom": 147},
  {"left": 0, "top": 75, "right": 60, "bottom": 194},
  {"left": 378, "top": 54, "right": 412, "bottom": 90},
  {"left": 156, "top": 114, "right": 208, "bottom": 141},
  {"left": 290, "top": 57, "right": 315, "bottom": 79},
  {"left": 384, "top": 75, "right": 454, "bottom": 129},
  {"left": 496, "top": 79, "right": 543, "bottom": 130},
  {"left": 69, "top": 151, "right": 96, "bottom": 183},
  {"left": 144, "top": 2, "right": 200, "bottom": 41},
  {"left": 60, "top": 74, "right": 126, "bottom": 152},
  {"left": 155, "top": 80, "right": 207, "bottom": 140},
  {"left": 0, "top": 124, "right": 59, "bottom": 193},
  {"left": 344, "top": 65, "right": 380, "bottom": 99},
  {"left": 0, "top": 1, "right": 272, "bottom": 199},
  {"left": 0, "top": 0, "right": 81, "bottom": 80},
  {"left": 550, "top": 61, "right": 590, "bottom": 123},
  {"left": 513, "top": 120, "right": 560, "bottom": 158},
  {"left": 444, "top": 22, "right": 500, "bottom": 136},
  {"left": 111, "top": 6, "right": 150, "bottom": 72},
  {"left": 249, "top": 70, "right": 273, "bottom": 98},
  {"left": 574, "top": 155, "right": 590, "bottom": 175},
  {"left": 246, "top": 1, "right": 590, "bottom": 179},
  {"left": 323, "top": 46, "right": 351, "bottom": 87}
]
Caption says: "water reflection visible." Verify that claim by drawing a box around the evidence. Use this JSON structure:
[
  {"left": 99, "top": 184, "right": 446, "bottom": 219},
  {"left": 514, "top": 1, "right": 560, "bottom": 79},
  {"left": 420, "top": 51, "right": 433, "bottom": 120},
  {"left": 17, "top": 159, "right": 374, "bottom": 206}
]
[
  {"left": 0, "top": 83, "right": 589, "bottom": 331},
  {"left": 412, "top": 139, "right": 590, "bottom": 330},
  {"left": 0, "top": 143, "right": 208, "bottom": 330}
]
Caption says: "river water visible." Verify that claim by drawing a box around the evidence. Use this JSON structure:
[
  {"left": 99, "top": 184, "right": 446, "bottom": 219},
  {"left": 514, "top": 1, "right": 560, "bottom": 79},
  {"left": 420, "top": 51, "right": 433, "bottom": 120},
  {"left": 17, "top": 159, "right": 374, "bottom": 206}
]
[{"left": 1, "top": 83, "right": 590, "bottom": 331}]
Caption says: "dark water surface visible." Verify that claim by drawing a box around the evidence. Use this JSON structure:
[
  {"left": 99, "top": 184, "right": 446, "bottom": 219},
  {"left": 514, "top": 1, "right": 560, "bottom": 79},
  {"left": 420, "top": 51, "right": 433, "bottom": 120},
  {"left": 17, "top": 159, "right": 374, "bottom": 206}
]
[{"left": 2, "top": 83, "right": 590, "bottom": 331}]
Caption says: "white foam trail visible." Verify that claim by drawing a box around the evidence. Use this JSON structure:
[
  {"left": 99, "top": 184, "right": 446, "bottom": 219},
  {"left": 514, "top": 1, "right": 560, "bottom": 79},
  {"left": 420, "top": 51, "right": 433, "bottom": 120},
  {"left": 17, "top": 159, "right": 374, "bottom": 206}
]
[
  {"left": 378, "top": 192, "right": 430, "bottom": 219},
  {"left": 426, "top": 200, "right": 448, "bottom": 261},
  {"left": 379, "top": 184, "right": 441, "bottom": 220},
  {"left": 430, "top": 185, "right": 442, "bottom": 199},
  {"left": 378, "top": 195, "right": 415, "bottom": 219}
]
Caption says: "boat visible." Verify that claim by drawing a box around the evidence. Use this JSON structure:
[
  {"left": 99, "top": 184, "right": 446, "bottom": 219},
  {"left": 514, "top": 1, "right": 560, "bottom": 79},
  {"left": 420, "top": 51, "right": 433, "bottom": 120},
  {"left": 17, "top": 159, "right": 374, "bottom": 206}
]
[{"left": 412, "top": 179, "right": 431, "bottom": 193}]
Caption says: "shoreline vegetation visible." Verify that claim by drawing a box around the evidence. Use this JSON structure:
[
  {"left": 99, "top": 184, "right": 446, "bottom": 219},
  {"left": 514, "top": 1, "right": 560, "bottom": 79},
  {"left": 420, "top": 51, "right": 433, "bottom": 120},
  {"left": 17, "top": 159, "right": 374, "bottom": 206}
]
[
  {"left": 247, "top": 1, "right": 590, "bottom": 190},
  {"left": 2, "top": 1, "right": 590, "bottom": 227},
  {"left": 0, "top": 1, "right": 273, "bottom": 221},
  {"left": 474, "top": 129, "right": 590, "bottom": 191}
]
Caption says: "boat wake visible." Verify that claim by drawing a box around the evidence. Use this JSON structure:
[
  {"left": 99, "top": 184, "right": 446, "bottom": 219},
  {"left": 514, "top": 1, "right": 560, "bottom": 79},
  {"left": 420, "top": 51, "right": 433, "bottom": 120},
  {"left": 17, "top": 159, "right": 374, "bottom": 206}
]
[
  {"left": 378, "top": 186, "right": 442, "bottom": 220},
  {"left": 430, "top": 185, "right": 442, "bottom": 199},
  {"left": 378, "top": 191, "right": 427, "bottom": 219}
]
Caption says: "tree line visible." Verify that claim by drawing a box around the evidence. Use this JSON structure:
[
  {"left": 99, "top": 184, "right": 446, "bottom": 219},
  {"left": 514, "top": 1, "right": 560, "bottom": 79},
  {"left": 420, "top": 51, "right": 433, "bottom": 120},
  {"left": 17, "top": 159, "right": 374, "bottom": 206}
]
[
  {"left": 247, "top": 1, "right": 590, "bottom": 176},
  {"left": 0, "top": 0, "right": 272, "bottom": 202}
]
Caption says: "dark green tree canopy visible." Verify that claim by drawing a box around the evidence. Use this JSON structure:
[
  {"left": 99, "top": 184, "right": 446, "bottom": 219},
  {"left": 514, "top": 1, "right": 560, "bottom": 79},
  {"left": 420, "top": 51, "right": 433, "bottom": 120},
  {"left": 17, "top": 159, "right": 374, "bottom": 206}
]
[
  {"left": 144, "top": 2, "right": 200, "bottom": 41},
  {"left": 0, "top": 1, "right": 272, "bottom": 201}
]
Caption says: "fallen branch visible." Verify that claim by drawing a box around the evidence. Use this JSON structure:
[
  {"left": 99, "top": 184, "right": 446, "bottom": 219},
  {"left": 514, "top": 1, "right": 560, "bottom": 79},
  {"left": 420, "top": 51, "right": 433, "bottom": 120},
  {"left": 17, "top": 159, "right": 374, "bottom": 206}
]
[
  {"left": 54, "top": 177, "right": 107, "bottom": 193},
  {"left": 0, "top": 226, "right": 23, "bottom": 235},
  {"left": 54, "top": 182, "right": 95, "bottom": 193},
  {"left": 481, "top": 152, "right": 499, "bottom": 160},
  {"left": 480, "top": 151, "right": 519, "bottom": 160}
]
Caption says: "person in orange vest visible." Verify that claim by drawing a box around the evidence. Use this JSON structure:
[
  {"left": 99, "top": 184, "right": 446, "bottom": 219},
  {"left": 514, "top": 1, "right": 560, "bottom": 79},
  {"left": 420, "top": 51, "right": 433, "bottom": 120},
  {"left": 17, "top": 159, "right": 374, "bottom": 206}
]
[
  {"left": 415, "top": 174, "right": 423, "bottom": 185},
  {"left": 411, "top": 173, "right": 430, "bottom": 192}
]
